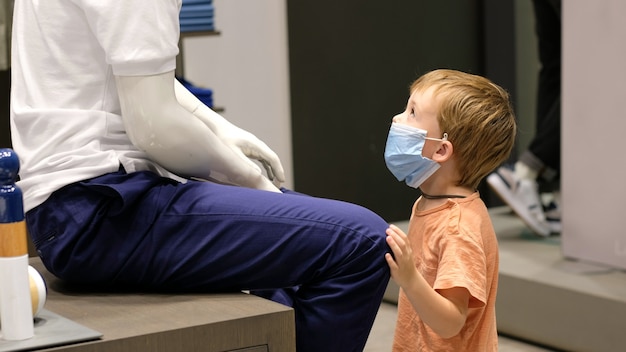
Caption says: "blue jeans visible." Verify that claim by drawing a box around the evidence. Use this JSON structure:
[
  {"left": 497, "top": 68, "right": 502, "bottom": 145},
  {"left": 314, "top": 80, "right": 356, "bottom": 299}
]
[{"left": 26, "top": 169, "right": 390, "bottom": 352}]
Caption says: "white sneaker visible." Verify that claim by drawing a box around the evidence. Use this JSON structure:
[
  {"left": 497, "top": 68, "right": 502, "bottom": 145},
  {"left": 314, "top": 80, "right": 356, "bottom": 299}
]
[
  {"left": 487, "top": 167, "right": 552, "bottom": 237},
  {"left": 543, "top": 199, "right": 562, "bottom": 233}
]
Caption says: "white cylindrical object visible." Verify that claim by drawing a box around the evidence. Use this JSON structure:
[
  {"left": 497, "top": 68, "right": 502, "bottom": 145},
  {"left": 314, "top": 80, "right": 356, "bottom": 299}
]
[
  {"left": 0, "top": 265, "right": 46, "bottom": 326},
  {"left": 0, "top": 255, "right": 34, "bottom": 340}
]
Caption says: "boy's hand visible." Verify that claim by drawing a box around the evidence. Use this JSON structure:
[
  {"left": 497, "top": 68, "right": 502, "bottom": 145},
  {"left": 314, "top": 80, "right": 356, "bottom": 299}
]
[{"left": 385, "top": 224, "right": 419, "bottom": 288}]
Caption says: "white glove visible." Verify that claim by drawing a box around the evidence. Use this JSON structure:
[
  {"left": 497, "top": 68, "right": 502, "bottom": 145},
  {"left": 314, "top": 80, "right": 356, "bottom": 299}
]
[
  {"left": 115, "top": 71, "right": 284, "bottom": 192},
  {"left": 174, "top": 78, "right": 285, "bottom": 188}
]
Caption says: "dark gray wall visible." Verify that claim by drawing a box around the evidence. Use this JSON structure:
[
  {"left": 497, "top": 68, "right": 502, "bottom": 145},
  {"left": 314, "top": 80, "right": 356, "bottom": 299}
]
[{"left": 287, "top": 0, "right": 514, "bottom": 221}]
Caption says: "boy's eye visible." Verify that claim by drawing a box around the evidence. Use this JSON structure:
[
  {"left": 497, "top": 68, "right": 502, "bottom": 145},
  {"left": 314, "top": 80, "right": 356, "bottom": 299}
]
[{"left": 409, "top": 108, "right": 416, "bottom": 117}]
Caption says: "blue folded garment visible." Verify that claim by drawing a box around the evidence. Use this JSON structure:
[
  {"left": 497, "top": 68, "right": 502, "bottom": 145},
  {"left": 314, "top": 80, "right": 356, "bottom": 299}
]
[
  {"left": 180, "top": 4, "right": 214, "bottom": 18},
  {"left": 180, "top": 17, "right": 214, "bottom": 32},
  {"left": 181, "top": 0, "right": 213, "bottom": 5},
  {"left": 177, "top": 76, "right": 214, "bottom": 108},
  {"left": 180, "top": 16, "right": 214, "bottom": 25},
  {"left": 181, "top": 25, "right": 215, "bottom": 32},
  {"left": 180, "top": 23, "right": 215, "bottom": 32}
]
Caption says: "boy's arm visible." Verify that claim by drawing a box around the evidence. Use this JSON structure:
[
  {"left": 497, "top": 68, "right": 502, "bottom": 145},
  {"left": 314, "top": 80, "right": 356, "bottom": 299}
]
[
  {"left": 115, "top": 70, "right": 282, "bottom": 192},
  {"left": 385, "top": 224, "right": 470, "bottom": 338}
]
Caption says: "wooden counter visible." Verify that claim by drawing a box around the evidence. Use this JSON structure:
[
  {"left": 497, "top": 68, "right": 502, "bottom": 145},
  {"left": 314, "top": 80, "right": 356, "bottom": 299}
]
[{"left": 8, "top": 258, "right": 296, "bottom": 352}]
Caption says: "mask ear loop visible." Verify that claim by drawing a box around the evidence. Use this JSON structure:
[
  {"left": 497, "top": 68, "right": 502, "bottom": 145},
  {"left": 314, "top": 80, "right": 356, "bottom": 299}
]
[{"left": 425, "top": 132, "right": 448, "bottom": 142}]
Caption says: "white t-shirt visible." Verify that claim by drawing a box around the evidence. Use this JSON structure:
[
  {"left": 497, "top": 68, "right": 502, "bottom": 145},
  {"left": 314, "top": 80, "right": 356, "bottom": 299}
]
[{"left": 11, "top": 0, "right": 183, "bottom": 212}]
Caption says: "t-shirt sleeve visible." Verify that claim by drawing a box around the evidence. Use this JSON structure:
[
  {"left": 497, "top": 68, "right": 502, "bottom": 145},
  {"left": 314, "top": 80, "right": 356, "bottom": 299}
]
[{"left": 76, "top": 0, "right": 181, "bottom": 76}]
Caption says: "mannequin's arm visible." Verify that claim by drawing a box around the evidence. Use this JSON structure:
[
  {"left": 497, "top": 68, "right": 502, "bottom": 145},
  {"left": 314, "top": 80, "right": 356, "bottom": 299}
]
[{"left": 115, "top": 70, "right": 281, "bottom": 192}]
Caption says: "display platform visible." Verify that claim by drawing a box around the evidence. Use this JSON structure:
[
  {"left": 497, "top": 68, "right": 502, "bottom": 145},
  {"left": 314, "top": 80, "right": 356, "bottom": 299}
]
[{"left": 0, "top": 310, "right": 101, "bottom": 352}]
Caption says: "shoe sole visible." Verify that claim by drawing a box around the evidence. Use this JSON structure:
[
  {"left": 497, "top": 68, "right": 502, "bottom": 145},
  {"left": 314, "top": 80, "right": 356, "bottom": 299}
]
[{"left": 487, "top": 173, "right": 551, "bottom": 237}]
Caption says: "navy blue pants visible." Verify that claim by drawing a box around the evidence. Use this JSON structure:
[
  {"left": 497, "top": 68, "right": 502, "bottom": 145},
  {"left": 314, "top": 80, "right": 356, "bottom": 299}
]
[{"left": 26, "top": 169, "right": 390, "bottom": 352}]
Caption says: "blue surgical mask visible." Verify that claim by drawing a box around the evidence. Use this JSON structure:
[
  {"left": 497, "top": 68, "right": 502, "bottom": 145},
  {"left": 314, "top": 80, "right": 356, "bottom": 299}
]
[{"left": 384, "top": 122, "right": 447, "bottom": 188}]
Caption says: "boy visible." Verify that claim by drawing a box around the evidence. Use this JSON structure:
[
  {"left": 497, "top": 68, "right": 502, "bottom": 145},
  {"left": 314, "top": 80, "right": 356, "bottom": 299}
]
[{"left": 384, "top": 69, "right": 516, "bottom": 351}]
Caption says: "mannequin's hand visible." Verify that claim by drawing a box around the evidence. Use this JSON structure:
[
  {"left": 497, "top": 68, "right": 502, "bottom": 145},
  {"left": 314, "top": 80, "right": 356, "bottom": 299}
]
[
  {"left": 172, "top": 78, "right": 285, "bottom": 190},
  {"left": 214, "top": 123, "right": 285, "bottom": 188}
]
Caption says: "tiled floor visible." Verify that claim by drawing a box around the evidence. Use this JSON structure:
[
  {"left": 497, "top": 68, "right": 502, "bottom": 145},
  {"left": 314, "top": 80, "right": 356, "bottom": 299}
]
[{"left": 365, "top": 302, "right": 556, "bottom": 351}]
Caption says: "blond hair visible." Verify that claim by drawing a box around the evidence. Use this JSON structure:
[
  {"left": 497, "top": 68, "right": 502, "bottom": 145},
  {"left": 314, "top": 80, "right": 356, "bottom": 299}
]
[{"left": 411, "top": 69, "right": 517, "bottom": 190}]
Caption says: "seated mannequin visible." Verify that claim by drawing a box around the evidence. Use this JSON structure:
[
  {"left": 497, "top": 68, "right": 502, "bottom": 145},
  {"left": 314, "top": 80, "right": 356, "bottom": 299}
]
[{"left": 10, "top": 2, "right": 390, "bottom": 351}]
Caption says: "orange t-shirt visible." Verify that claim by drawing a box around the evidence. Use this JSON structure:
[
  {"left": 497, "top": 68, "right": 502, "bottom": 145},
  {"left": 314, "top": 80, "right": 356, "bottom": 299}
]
[{"left": 392, "top": 192, "right": 499, "bottom": 351}]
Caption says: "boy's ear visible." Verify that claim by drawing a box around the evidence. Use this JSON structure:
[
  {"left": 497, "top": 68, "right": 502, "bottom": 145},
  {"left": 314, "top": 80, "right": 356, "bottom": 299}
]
[{"left": 431, "top": 140, "right": 453, "bottom": 163}]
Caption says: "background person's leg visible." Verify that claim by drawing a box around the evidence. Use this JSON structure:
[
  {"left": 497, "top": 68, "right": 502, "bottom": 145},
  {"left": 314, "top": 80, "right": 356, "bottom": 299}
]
[{"left": 527, "top": 0, "right": 561, "bottom": 176}]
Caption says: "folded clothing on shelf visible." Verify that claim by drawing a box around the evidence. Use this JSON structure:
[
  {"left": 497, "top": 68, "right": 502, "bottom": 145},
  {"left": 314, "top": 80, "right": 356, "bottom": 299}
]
[
  {"left": 180, "top": 0, "right": 214, "bottom": 32},
  {"left": 177, "top": 76, "right": 214, "bottom": 108}
]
